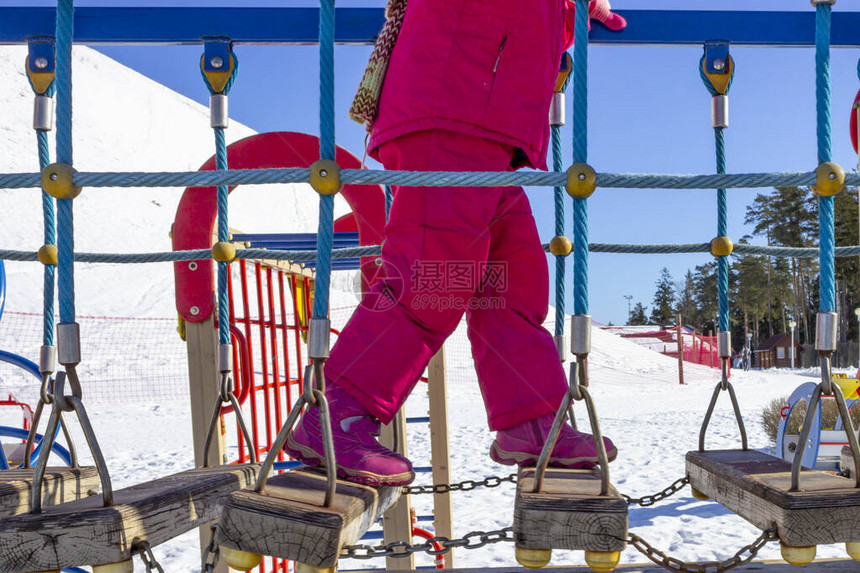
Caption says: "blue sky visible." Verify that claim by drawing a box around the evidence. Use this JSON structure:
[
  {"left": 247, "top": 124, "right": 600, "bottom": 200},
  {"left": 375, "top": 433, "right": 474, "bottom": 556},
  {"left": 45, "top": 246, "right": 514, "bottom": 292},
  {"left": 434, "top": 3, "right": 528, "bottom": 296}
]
[{"left": 8, "top": 0, "right": 860, "bottom": 326}]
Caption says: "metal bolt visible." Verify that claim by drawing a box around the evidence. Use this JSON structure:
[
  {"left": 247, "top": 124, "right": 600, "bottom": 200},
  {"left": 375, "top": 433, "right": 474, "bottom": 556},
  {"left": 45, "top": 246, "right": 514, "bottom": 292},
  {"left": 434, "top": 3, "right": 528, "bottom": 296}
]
[
  {"left": 713, "top": 58, "right": 726, "bottom": 71},
  {"left": 34, "top": 56, "right": 49, "bottom": 69},
  {"left": 578, "top": 173, "right": 586, "bottom": 181},
  {"left": 190, "top": 306, "right": 200, "bottom": 315},
  {"left": 189, "top": 262, "right": 198, "bottom": 271},
  {"left": 375, "top": 257, "right": 383, "bottom": 266},
  {"left": 210, "top": 56, "right": 224, "bottom": 69},
  {"left": 50, "top": 173, "right": 58, "bottom": 181},
  {"left": 829, "top": 172, "right": 836, "bottom": 180},
  {"left": 320, "top": 169, "right": 328, "bottom": 178}
]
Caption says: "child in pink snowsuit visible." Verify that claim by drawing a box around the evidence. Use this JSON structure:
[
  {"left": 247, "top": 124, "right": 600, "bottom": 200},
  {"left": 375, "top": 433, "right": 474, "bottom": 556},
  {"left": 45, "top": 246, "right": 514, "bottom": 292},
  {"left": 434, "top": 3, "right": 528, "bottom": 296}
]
[{"left": 288, "top": 0, "right": 626, "bottom": 486}]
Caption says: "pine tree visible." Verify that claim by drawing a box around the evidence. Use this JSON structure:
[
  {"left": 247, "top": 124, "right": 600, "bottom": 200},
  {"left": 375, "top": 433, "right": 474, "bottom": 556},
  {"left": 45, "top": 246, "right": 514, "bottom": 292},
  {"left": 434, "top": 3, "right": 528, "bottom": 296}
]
[
  {"left": 675, "top": 270, "right": 698, "bottom": 327},
  {"left": 650, "top": 267, "right": 676, "bottom": 327},
  {"left": 629, "top": 302, "right": 648, "bottom": 325}
]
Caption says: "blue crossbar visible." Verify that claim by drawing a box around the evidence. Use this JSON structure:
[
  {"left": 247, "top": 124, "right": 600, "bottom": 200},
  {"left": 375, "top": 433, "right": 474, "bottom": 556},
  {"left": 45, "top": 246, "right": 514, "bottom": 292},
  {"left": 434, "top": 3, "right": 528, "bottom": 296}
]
[
  {"left": 233, "top": 232, "right": 363, "bottom": 271},
  {"left": 1, "top": 8, "right": 860, "bottom": 47}
]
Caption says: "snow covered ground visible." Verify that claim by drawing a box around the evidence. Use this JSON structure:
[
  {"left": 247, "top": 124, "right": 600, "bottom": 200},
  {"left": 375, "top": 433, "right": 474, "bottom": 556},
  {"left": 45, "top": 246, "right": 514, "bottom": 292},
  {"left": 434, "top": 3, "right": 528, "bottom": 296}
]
[{"left": 0, "top": 45, "right": 855, "bottom": 572}]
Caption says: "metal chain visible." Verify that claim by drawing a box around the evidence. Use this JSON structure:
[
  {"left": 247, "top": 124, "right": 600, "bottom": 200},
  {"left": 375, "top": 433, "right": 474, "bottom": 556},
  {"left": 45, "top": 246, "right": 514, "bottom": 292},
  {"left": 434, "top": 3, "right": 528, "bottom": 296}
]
[
  {"left": 202, "top": 524, "right": 221, "bottom": 573},
  {"left": 402, "top": 472, "right": 518, "bottom": 495},
  {"left": 342, "top": 527, "right": 514, "bottom": 559},
  {"left": 628, "top": 527, "right": 778, "bottom": 573},
  {"left": 137, "top": 541, "right": 166, "bottom": 573},
  {"left": 622, "top": 477, "right": 690, "bottom": 507}
]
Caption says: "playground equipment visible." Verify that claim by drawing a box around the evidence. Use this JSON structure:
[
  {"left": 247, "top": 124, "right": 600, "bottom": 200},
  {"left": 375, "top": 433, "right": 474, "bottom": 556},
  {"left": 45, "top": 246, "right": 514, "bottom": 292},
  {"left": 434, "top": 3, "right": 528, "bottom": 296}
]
[
  {"left": 777, "top": 379, "right": 860, "bottom": 472},
  {"left": 4, "top": 2, "right": 860, "bottom": 573}
]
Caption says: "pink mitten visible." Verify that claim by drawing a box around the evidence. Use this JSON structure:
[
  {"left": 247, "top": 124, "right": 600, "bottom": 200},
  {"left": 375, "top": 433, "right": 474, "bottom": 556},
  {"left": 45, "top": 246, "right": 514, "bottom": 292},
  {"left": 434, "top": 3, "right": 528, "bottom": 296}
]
[{"left": 588, "top": 0, "right": 627, "bottom": 31}]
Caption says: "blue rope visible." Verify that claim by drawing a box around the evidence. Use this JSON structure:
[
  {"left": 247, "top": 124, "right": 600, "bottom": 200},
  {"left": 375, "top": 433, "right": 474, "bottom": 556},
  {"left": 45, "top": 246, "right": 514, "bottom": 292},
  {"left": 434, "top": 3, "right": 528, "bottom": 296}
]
[
  {"left": 552, "top": 124, "right": 565, "bottom": 336},
  {"left": 55, "top": 0, "right": 74, "bottom": 324},
  {"left": 572, "top": 0, "right": 589, "bottom": 316},
  {"left": 385, "top": 184, "right": 393, "bottom": 222},
  {"left": 215, "top": 127, "right": 230, "bottom": 344},
  {"left": 37, "top": 131, "right": 55, "bottom": 346},
  {"left": 716, "top": 129, "right": 729, "bottom": 332},
  {"left": 313, "top": 0, "right": 336, "bottom": 320},
  {"left": 816, "top": 3, "right": 835, "bottom": 313}
]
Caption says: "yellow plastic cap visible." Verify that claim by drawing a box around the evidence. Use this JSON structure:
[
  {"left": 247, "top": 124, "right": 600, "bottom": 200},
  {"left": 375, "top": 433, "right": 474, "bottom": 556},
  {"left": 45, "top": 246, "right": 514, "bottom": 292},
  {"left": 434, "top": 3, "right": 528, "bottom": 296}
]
[
  {"left": 549, "top": 235, "right": 573, "bottom": 257},
  {"left": 585, "top": 550, "right": 621, "bottom": 573},
  {"left": 211, "top": 241, "right": 237, "bottom": 263},
  {"left": 846, "top": 541, "right": 860, "bottom": 562},
  {"left": 515, "top": 547, "right": 552, "bottom": 569},
  {"left": 691, "top": 487, "right": 710, "bottom": 501},
  {"left": 709, "top": 236, "right": 733, "bottom": 257},
  {"left": 815, "top": 162, "right": 845, "bottom": 197},
  {"left": 37, "top": 244, "right": 58, "bottom": 266},
  {"left": 41, "top": 163, "right": 81, "bottom": 200},
  {"left": 294, "top": 563, "right": 336, "bottom": 573},
  {"left": 309, "top": 160, "right": 342, "bottom": 196},
  {"left": 566, "top": 163, "right": 597, "bottom": 199},
  {"left": 221, "top": 547, "right": 263, "bottom": 571},
  {"left": 780, "top": 543, "right": 816, "bottom": 566},
  {"left": 92, "top": 560, "right": 134, "bottom": 573}
]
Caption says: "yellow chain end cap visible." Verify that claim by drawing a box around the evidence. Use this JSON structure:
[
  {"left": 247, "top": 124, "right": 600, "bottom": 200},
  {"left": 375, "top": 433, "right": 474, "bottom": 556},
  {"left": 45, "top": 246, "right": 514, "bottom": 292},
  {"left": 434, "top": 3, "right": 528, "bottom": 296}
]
[
  {"left": 846, "top": 542, "right": 860, "bottom": 562},
  {"left": 584, "top": 550, "right": 621, "bottom": 573},
  {"left": 41, "top": 163, "right": 81, "bottom": 200},
  {"left": 221, "top": 547, "right": 263, "bottom": 571},
  {"left": 565, "top": 163, "right": 597, "bottom": 199},
  {"left": 691, "top": 486, "right": 710, "bottom": 500},
  {"left": 211, "top": 241, "right": 237, "bottom": 263},
  {"left": 294, "top": 563, "right": 335, "bottom": 573},
  {"left": 709, "top": 236, "right": 733, "bottom": 257},
  {"left": 37, "top": 244, "right": 58, "bottom": 266},
  {"left": 310, "top": 159, "right": 343, "bottom": 196},
  {"left": 814, "top": 162, "right": 845, "bottom": 197},
  {"left": 549, "top": 235, "right": 573, "bottom": 257},
  {"left": 25, "top": 56, "right": 55, "bottom": 95},
  {"left": 780, "top": 544, "right": 816, "bottom": 566},
  {"left": 92, "top": 560, "right": 134, "bottom": 573},
  {"left": 515, "top": 547, "right": 552, "bottom": 569}
]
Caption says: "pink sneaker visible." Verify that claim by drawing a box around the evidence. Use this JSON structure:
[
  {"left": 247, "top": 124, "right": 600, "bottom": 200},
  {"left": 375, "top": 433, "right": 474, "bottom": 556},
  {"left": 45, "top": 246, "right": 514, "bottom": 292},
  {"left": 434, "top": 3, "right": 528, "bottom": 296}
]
[
  {"left": 285, "top": 385, "right": 415, "bottom": 486},
  {"left": 490, "top": 413, "right": 617, "bottom": 469}
]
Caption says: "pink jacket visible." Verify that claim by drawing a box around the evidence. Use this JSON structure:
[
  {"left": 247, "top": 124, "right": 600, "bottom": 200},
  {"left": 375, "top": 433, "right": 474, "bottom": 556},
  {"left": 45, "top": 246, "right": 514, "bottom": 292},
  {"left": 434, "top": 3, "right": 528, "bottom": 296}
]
[{"left": 368, "top": 0, "right": 576, "bottom": 170}]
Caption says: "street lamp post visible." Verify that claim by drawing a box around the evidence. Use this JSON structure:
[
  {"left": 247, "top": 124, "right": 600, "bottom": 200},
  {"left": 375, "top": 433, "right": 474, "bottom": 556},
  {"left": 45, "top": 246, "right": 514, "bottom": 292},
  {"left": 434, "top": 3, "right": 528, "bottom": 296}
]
[
  {"left": 789, "top": 320, "right": 797, "bottom": 369},
  {"left": 624, "top": 295, "right": 633, "bottom": 324}
]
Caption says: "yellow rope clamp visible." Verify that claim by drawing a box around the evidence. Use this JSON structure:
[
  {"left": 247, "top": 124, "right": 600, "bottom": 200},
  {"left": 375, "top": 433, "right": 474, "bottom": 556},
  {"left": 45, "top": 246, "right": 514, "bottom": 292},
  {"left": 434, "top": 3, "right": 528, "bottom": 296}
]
[
  {"left": 211, "top": 241, "right": 237, "bottom": 263},
  {"left": 549, "top": 235, "right": 572, "bottom": 256},
  {"left": 25, "top": 55, "right": 55, "bottom": 95},
  {"left": 309, "top": 159, "right": 343, "bottom": 195},
  {"left": 41, "top": 163, "right": 81, "bottom": 200},
  {"left": 709, "top": 236, "right": 733, "bottom": 257},
  {"left": 814, "top": 161, "right": 845, "bottom": 197},
  {"left": 200, "top": 53, "right": 236, "bottom": 94},
  {"left": 565, "top": 163, "right": 597, "bottom": 199},
  {"left": 37, "top": 244, "right": 58, "bottom": 266},
  {"left": 701, "top": 54, "right": 734, "bottom": 96},
  {"left": 555, "top": 52, "right": 573, "bottom": 93}
]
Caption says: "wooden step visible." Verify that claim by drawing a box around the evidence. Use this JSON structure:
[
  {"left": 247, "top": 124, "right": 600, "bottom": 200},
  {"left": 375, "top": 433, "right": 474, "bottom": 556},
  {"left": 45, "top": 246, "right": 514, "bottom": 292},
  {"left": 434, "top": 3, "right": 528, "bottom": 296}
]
[
  {"left": 686, "top": 449, "right": 860, "bottom": 547},
  {"left": 514, "top": 467, "right": 627, "bottom": 552},
  {"left": 0, "top": 466, "right": 100, "bottom": 518},
  {"left": 0, "top": 463, "right": 259, "bottom": 572},
  {"left": 216, "top": 468, "right": 402, "bottom": 568}
]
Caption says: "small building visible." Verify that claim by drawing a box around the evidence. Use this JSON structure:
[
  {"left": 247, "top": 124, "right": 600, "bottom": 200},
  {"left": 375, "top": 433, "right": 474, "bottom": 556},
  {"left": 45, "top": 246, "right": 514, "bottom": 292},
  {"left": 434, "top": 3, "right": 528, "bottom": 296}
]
[{"left": 755, "top": 333, "right": 803, "bottom": 369}]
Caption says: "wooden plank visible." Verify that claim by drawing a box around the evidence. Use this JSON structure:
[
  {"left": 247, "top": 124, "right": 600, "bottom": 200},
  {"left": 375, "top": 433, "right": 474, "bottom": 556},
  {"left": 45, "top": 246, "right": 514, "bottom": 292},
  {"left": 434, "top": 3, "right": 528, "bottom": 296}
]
[
  {"left": 361, "top": 559, "right": 860, "bottom": 573},
  {"left": 0, "top": 466, "right": 100, "bottom": 518},
  {"left": 216, "top": 468, "right": 402, "bottom": 568},
  {"left": 686, "top": 449, "right": 860, "bottom": 546},
  {"left": 379, "top": 410, "right": 414, "bottom": 570},
  {"left": 514, "top": 467, "right": 627, "bottom": 552},
  {"left": 428, "top": 347, "right": 454, "bottom": 567},
  {"left": 0, "top": 464, "right": 259, "bottom": 572},
  {"left": 185, "top": 316, "right": 230, "bottom": 572}
]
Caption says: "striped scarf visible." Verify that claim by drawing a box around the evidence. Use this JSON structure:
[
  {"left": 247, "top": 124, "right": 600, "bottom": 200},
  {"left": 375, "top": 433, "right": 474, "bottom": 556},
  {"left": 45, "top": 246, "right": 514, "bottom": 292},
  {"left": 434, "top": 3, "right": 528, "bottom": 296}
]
[{"left": 348, "top": 0, "right": 408, "bottom": 131}]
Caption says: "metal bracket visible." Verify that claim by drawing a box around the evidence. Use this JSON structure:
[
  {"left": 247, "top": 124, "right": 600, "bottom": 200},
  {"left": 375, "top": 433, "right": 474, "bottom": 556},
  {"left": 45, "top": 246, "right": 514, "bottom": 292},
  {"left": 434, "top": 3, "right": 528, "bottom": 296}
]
[
  {"left": 704, "top": 40, "right": 730, "bottom": 75},
  {"left": 27, "top": 37, "right": 55, "bottom": 74},
  {"left": 202, "top": 38, "right": 232, "bottom": 72}
]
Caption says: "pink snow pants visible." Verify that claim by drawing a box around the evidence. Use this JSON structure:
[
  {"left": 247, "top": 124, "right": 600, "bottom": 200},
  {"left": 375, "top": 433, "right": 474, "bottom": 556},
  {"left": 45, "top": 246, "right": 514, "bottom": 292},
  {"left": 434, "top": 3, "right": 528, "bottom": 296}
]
[{"left": 325, "top": 130, "right": 568, "bottom": 431}]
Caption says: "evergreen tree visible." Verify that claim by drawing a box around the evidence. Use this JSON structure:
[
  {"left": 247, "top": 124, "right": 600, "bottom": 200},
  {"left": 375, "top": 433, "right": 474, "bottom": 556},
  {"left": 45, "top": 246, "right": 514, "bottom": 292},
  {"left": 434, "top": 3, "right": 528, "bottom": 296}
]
[
  {"left": 650, "top": 267, "right": 676, "bottom": 327},
  {"left": 675, "top": 270, "right": 698, "bottom": 327},
  {"left": 629, "top": 302, "right": 648, "bottom": 325}
]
